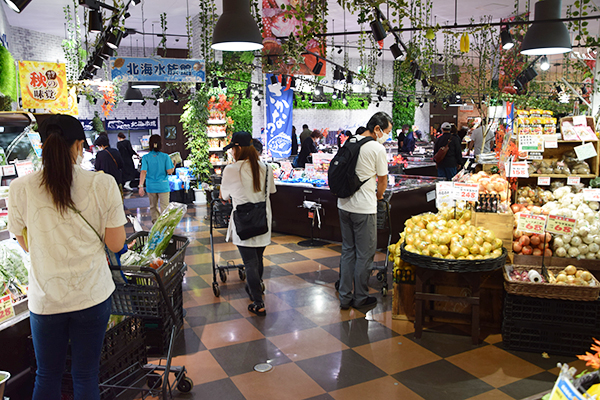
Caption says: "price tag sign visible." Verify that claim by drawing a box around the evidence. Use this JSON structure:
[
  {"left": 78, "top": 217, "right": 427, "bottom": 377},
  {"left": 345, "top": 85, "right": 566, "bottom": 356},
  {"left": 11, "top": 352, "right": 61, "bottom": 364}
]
[
  {"left": 573, "top": 115, "right": 587, "bottom": 126},
  {"left": 304, "top": 164, "right": 315, "bottom": 177},
  {"left": 527, "top": 152, "right": 543, "bottom": 160},
  {"left": 426, "top": 190, "right": 435, "bottom": 202},
  {"left": 281, "top": 161, "right": 293, "bottom": 172},
  {"left": 519, "top": 135, "right": 544, "bottom": 152},
  {"left": 2, "top": 165, "right": 15, "bottom": 176},
  {"left": 537, "top": 176, "right": 551, "bottom": 186},
  {"left": 545, "top": 140, "right": 558, "bottom": 149},
  {"left": 15, "top": 161, "right": 34, "bottom": 177},
  {"left": 517, "top": 213, "right": 547, "bottom": 234},
  {"left": 0, "top": 294, "right": 14, "bottom": 323},
  {"left": 575, "top": 142, "right": 597, "bottom": 161},
  {"left": 435, "top": 182, "right": 455, "bottom": 208},
  {"left": 508, "top": 162, "right": 529, "bottom": 178},
  {"left": 453, "top": 182, "right": 479, "bottom": 201},
  {"left": 567, "top": 176, "right": 581, "bottom": 185},
  {"left": 389, "top": 175, "right": 395, "bottom": 187},
  {"left": 583, "top": 188, "right": 600, "bottom": 202},
  {"left": 546, "top": 214, "right": 576, "bottom": 235}
]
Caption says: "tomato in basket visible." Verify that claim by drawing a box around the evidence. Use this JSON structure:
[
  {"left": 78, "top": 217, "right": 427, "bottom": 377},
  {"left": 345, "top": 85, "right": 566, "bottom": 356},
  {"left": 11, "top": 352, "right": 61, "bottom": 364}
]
[{"left": 150, "top": 258, "right": 165, "bottom": 270}]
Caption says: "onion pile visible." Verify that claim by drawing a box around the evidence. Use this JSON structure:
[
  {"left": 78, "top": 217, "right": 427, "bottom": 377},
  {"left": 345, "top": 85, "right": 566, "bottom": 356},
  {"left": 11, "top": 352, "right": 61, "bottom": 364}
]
[{"left": 399, "top": 209, "right": 504, "bottom": 260}]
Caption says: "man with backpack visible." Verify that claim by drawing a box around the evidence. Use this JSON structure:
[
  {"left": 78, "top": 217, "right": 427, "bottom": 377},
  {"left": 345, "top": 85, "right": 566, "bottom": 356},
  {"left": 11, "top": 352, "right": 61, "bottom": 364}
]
[{"left": 331, "top": 112, "right": 391, "bottom": 310}]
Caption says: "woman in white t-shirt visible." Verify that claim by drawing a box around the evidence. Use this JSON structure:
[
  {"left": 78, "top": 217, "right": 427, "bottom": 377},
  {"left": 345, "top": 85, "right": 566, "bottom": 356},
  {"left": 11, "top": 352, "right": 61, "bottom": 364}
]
[
  {"left": 220, "top": 131, "right": 276, "bottom": 316},
  {"left": 8, "top": 114, "right": 127, "bottom": 400}
]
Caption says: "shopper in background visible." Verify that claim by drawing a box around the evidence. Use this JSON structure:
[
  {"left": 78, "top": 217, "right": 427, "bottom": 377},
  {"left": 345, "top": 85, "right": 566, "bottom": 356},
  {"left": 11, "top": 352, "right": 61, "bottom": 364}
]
[
  {"left": 94, "top": 134, "right": 124, "bottom": 194},
  {"left": 8, "top": 114, "right": 126, "bottom": 400},
  {"left": 291, "top": 126, "right": 298, "bottom": 156},
  {"left": 338, "top": 112, "right": 391, "bottom": 310},
  {"left": 117, "top": 132, "right": 139, "bottom": 190},
  {"left": 397, "top": 124, "right": 410, "bottom": 153},
  {"left": 434, "top": 122, "right": 463, "bottom": 180},
  {"left": 295, "top": 129, "right": 322, "bottom": 168},
  {"left": 469, "top": 120, "right": 494, "bottom": 156},
  {"left": 139, "top": 135, "right": 175, "bottom": 223},
  {"left": 400, "top": 129, "right": 417, "bottom": 153},
  {"left": 220, "top": 131, "right": 276, "bottom": 316},
  {"left": 299, "top": 124, "right": 311, "bottom": 146}
]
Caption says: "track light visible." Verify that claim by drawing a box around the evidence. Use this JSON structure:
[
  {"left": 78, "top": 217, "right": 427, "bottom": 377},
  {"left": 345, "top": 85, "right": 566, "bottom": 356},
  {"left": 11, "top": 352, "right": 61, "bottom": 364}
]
[
  {"left": 342, "top": 95, "right": 348, "bottom": 105},
  {"left": 390, "top": 43, "right": 403, "bottom": 60},
  {"left": 332, "top": 91, "right": 338, "bottom": 100},
  {"left": 346, "top": 72, "right": 353, "bottom": 84},
  {"left": 141, "top": 100, "right": 146, "bottom": 106},
  {"left": 3, "top": 0, "right": 33, "bottom": 13},
  {"left": 254, "top": 95, "right": 259, "bottom": 102},
  {"left": 370, "top": 19, "right": 387, "bottom": 41},
  {"left": 314, "top": 85, "right": 322, "bottom": 96},
  {"left": 270, "top": 75, "right": 278, "bottom": 85},
  {"left": 131, "top": 0, "right": 141, "bottom": 5},
  {"left": 212, "top": 78, "right": 219, "bottom": 88},
  {"left": 337, "top": 47, "right": 343, "bottom": 54},
  {"left": 419, "top": 99, "right": 424, "bottom": 108},
  {"left": 312, "top": 59, "right": 323, "bottom": 75},
  {"left": 153, "top": 100, "right": 158, "bottom": 106},
  {"left": 99, "top": 44, "right": 114, "bottom": 60},
  {"left": 93, "top": 98, "right": 97, "bottom": 105},
  {"left": 257, "top": 100, "right": 261, "bottom": 106},
  {"left": 245, "top": 86, "right": 251, "bottom": 98},
  {"left": 421, "top": 78, "right": 429, "bottom": 88},
  {"left": 88, "top": 9, "right": 103, "bottom": 33},
  {"left": 540, "top": 55, "right": 550, "bottom": 71},
  {"left": 171, "top": 90, "right": 179, "bottom": 103},
  {"left": 220, "top": 81, "right": 226, "bottom": 89},
  {"left": 500, "top": 28, "right": 514, "bottom": 50},
  {"left": 378, "top": 95, "right": 383, "bottom": 102},
  {"left": 91, "top": 55, "right": 104, "bottom": 70},
  {"left": 376, "top": 102, "right": 380, "bottom": 108},
  {"left": 107, "top": 29, "right": 123, "bottom": 49},
  {"left": 132, "top": 82, "right": 160, "bottom": 89},
  {"left": 290, "top": 77, "right": 296, "bottom": 88}
]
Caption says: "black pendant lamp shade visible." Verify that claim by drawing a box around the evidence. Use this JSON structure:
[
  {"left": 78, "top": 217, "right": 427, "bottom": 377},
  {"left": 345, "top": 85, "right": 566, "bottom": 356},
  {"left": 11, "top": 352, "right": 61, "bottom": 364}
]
[
  {"left": 212, "top": 0, "right": 263, "bottom": 51},
  {"left": 107, "top": 29, "right": 123, "bottom": 49},
  {"left": 124, "top": 82, "right": 144, "bottom": 102},
  {"left": 91, "top": 55, "right": 104, "bottom": 70},
  {"left": 370, "top": 19, "right": 387, "bottom": 41},
  {"left": 500, "top": 28, "right": 514, "bottom": 50},
  {"left": 89, "top": 9, "right": 103, "bottom": 33},
  {"left": 521, "top": 0, "right": 571, "bottom": 55},
  {"left": 99, "top": 44, "right": 114, "bottom": 60},
  {"left": 390, "top": 42, "right": 403, "bottom": 60},
  {"left": 3, "top": 0, "right": 32, "bottom": 13}
]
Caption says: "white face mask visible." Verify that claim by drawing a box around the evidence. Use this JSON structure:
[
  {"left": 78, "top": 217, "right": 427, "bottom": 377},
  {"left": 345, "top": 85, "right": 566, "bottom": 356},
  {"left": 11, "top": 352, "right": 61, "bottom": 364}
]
[{"left": 377, "top": 129, "right": 390, "bottom": 144}]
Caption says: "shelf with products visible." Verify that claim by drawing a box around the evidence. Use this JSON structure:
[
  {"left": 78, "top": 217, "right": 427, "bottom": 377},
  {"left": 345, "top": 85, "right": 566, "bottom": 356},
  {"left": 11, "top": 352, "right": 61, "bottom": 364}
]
[{"left": 529, "top": 173, "right": 596, "bottom": 178}]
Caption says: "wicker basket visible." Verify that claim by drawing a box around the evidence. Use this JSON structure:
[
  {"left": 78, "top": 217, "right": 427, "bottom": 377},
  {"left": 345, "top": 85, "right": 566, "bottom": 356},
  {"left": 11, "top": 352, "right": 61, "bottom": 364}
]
[
  {"left": 400, "top": 243, "right": 507, "bottom": 273},
  {"left": 503, "top": 265, "right": 600, "bottom": 301}
]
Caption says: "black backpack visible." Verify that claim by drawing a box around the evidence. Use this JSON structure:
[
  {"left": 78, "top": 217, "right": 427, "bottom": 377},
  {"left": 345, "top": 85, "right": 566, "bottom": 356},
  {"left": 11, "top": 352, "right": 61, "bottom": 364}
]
[{"left": 328, "top": 135, "right": 375, "bottom": 198}]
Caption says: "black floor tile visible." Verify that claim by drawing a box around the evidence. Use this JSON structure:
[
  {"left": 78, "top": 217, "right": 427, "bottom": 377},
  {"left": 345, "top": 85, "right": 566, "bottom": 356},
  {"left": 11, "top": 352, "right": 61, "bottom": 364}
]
[
  {"left": 296, "top": 349, "right": 387, "bottom": 392},
  {"left": 184, "top": 302, "right": 243, "bottom": 326},
  {"left": 182, "top": 276, "right": 210, "bottom": 291},
  {"left": 296, "top": 269, "right": 340, "bottom": 285},
  {"left": 209, "top": 339, "right": 292, "bottom": 376},
  {"left": 493, "top": 342, "right": 578, "bottom": 371},
  {"left": 313, "top": 256, "right": 341, "bottom": 269},
  {"left": 497, "top": 371, "right": 558, "bottom": 399},
  {"left": 261, "top": 265, "right": 293, "bottom": 279},
  {"left": 322, "top": 318, "right": 400, "bottom": 348},
  {"left": 275, "top": 286, "right": 339, "bottom": 308},
  {"left": 282, "top": 242, "right": 316, "bottom": 251},
  {"left": 189, "top": 263, "right": 213, "bottom": 276},
  {"left": 264, "top": 252, "right": 309, "bottom": 265},
  {"left": 392, "top": 360, "right": 494, "bottom": 400},
  {"left": 190, "top": 377, "right": 246, "bottom": 400},
  {"left": 304, "top": 395, "right": 335, "bottom": 400},
  {"left": 171, "top": 327, "right": 206, "bottom": 357},
  {"left": 246, "top": 309, "right": 317, "bottom": 337},
  {"left": 327, "top": 244, "right": 342, "bottom": 253},
  {"left": 214, "top": 249, "right": 241, "bottom": 261},
  {"left": 213, "top": 281, "right": 251, "bottom": 300},
  {"left": 404, "top": 326, "right": 488, "bottom": 358}
]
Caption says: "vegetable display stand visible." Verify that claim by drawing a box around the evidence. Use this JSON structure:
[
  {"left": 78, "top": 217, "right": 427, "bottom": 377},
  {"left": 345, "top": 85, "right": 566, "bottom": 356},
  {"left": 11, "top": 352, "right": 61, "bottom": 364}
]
[
  {"left": 471, "top": 211, "right": 514, "bottom": 263},
  {"left": 392, "top": 282, "right": 415, "bottom": 321}
]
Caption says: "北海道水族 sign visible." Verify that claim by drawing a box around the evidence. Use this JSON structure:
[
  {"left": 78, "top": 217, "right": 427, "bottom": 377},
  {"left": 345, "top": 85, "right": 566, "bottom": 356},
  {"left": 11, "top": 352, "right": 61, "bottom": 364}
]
[{"left": 109, "top": 57, "right": 205, "bottom": 83}]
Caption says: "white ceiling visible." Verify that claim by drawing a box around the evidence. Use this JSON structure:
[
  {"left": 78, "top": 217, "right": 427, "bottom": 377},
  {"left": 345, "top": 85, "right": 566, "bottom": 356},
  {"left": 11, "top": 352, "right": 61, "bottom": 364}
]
[{"left": 1, "top": 0, "right": 595, "bottom": 58}]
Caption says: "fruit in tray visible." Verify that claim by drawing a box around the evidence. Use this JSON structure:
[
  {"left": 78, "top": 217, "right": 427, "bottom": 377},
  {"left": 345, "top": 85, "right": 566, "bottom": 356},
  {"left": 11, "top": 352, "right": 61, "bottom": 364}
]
[
  {"left": 549, "top": 265, "right": 595, "bottom": 286},
  {"left": 398, "top": 210, "right": 504, "bottom": 260},
  {"left": 512, "top": 230, "right": 553, "bottom": 257}
]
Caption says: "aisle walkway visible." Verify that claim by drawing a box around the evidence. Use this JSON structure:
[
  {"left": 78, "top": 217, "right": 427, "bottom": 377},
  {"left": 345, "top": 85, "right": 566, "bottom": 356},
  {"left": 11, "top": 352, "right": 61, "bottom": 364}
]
[{"left": 126, "top": 199, "right": 583, "bottom": 400}]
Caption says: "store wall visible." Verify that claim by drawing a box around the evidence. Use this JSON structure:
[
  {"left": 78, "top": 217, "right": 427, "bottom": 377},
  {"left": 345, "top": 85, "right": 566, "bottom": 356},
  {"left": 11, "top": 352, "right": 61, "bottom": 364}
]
[
  {"left": 0, "top": 3, "right": 11, "bottom": 50},
  {"left": 10, "top": 26, "right": 64, "bottom": 63},
  {"left": 414, "top": 103, "right": 431, "bottom": 140}
]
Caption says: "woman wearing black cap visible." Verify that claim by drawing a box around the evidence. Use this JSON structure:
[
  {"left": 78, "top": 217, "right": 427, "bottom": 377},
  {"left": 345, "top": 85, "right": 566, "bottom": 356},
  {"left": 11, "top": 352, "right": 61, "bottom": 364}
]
[
  {"left": 8, "top": 114, "right": 127, "bottom": 399},
  {"left": 220, "top": 131, "right": 276, "bottom": 316}
]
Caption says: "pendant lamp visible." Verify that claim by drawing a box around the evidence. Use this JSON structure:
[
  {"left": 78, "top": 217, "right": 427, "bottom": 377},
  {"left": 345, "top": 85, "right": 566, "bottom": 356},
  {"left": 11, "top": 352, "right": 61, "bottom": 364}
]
[
  {"left": 521, "top": 0, "right": 571, "bottom": 55},
  {"left": 124, "top": 83, "right": 144, "bottom": 102},
  {"left": 3, "top": 0, "right": 32, "bottom": 13},
  {"left": 212, "top": 0, "right": 263, "bottom": 52}
]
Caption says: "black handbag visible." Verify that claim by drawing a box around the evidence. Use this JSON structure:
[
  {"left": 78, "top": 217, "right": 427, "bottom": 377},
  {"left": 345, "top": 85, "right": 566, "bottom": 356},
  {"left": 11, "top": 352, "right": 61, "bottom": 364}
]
[{"left": 233, "top": 165, "right": 269, "bottom": 240}]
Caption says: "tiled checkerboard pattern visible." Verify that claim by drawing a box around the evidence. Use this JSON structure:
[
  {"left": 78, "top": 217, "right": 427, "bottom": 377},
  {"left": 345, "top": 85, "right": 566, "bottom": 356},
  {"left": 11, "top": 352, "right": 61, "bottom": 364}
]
[{"left": 123, "top": 197, "right": 585, "bottom": 400}]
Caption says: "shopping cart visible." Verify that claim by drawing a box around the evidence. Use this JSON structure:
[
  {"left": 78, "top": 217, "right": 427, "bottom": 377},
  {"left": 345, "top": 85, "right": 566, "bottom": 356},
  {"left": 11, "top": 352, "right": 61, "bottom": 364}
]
[
  {"left": 334, "top": 197, "right": 392, "bottom": 297},
  {"left": 100, "top": 231, "right": 193, "bottom": 400},
  {"left": 209, "top": 197, "right": 246, "bottom": 297}
]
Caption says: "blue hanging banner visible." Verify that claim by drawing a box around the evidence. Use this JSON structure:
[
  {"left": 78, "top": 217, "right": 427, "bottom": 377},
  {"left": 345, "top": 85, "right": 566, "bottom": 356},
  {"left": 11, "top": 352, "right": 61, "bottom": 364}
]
[
  {"left": 265, "top": 74, "right": 294, "bottom": 158},
  {"left": 109, "top": 57, "right": 205, "bottom": 83}
]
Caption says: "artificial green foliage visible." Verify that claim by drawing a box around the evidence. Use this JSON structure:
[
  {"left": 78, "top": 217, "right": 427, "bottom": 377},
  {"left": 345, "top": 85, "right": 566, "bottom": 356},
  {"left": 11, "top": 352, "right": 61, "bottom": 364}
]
[
  {"left": 392, "top": 92, "right": 415, "bottom": 138},
  {"left": 221, "top": 53, "right": 253, "bottom": 134},
  {"left": 0, "top": 45, "right": 17, "bottom": 105},
  {"left": 92, "top": 111, "right": 105, "bottom": 134},
  {"left": 182, "top": 88, "right": 211, "bottom": 183},
  {"left": 499, "top": 93, "right": 573, "bottom": 115},
  {"left": 392, "top": 61, "right": 415, "bottom": 138},
  {"left": 228, "top": 99, "right": 252, "bottom": 133},
  {"left": 293, "top": 95, "right": 370, "bottom": 110}
]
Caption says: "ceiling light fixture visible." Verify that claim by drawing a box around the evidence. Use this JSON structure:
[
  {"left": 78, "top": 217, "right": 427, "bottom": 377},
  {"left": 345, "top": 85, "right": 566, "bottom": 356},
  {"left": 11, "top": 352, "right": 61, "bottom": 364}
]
[
  {"left": 290, "top": 77, "right": 296, "bottom": 88},
  {"left": 106, "top": 29, "right": 123, "bottom": 49},
  {"left": 390, "top": 42, "right": 403, "bottom": 60},
  {"left": 346, "top": 72, "right": 353, "bottom": 84},
  {"left": 342, "top": 95, "right": 348, "bottom": 105},
  {"left": 124, "top": 82, "right": 144, "bottom": 102},
  {"left": 312, "top": 58, "right": 323, "bottom": 75},
  {"left": 500, "top": 27, "right": 514, "bottom": 50},
  {"left": 540, "top": 55, "right": 550, "bottom": 71},
  {"left": 270, "top": 75, "right": 278, "bottom": 85},
  {"left": 212, "top": 0, "right": 264, "bottom": 51},
  {"left": 521, "top": 0, "right": 572, "bottom": 55},
  {"left": 3, "top": 0, "right": 33, "bottom": 13},
  {"left": 88, "top": 9, "right": 103, "bottom": 33},
  {"left": 370, "top": 18, "right": 387, "bottom": 42},
  {"left": 131, "top": 0, "right": 141, "bottom": 6},
  {"left": 99, "top": 43, "right": 114, "bottom": 60},
  {"left": 131, "top": 82, "right": 161, "bottom": 89},
  {"left": 332, "top": 91, "right": 338, "bottom": 100},
  {"left": 314, "top": 85, "right": 323, "bottom": 96}
]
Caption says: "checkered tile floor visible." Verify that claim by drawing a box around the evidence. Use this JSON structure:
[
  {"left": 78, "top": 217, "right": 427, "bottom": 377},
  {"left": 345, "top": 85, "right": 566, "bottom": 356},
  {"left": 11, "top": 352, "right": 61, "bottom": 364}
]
[{"left": 123, "top": 197, "right": 584, "bottom": 400}]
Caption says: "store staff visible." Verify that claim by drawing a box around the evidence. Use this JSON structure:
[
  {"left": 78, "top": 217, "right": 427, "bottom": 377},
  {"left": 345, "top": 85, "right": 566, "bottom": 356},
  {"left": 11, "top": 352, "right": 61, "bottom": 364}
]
[
  {"left": 397, "top": 124, "right": 411, "bottom": 153},
  {"left": 294, "top": 129, "right": 322, "bottom": 168}
]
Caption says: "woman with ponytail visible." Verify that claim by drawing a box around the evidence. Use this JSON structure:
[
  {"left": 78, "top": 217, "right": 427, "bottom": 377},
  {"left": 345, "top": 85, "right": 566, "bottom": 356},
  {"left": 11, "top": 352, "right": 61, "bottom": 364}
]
[
  {"left": 220, "top": 132, "right": 276, "bottom": 316},
  {"left": 138, "top": 134, "right": 175, "bottom": 223},
  {"left": 8, "top": 114, "right": 127, "bottom": 399}
]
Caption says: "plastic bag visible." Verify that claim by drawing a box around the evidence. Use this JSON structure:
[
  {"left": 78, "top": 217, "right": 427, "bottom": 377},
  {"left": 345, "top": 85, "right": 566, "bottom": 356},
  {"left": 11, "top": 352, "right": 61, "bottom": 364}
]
[{"left": 138, "top": 202, "right": 187, "bottom": 263}]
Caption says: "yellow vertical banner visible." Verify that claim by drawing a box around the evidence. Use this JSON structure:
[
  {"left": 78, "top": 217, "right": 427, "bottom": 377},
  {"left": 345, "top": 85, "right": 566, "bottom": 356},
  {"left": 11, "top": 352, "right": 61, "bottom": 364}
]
[{"left": 18, "top": 61, "right": 69, "bottom": 112}]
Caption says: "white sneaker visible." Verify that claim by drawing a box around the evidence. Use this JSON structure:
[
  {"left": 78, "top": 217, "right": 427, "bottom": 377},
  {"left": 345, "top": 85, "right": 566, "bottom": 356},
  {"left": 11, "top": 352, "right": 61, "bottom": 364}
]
[{"left": 123, "top": 181, "right": 133, "bottom": 191}]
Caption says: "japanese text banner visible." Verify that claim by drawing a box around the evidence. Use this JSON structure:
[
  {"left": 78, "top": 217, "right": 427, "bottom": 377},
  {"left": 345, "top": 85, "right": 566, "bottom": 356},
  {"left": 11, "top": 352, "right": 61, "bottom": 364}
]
[
  {"left": 19, "top": 61, "right": 68, "bottom": 111},
  {"left": 109, "top": 57, "right": 205, "bottom": 83},
  {"left": 265, "top": 74, "right": 293, "bottom": 158}
]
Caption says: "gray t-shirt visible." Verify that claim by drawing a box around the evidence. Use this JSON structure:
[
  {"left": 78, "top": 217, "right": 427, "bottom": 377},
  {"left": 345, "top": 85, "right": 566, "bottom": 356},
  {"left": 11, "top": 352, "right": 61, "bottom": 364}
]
[{"left": 471, "top": 127, "right": 494, "bottom": 156}]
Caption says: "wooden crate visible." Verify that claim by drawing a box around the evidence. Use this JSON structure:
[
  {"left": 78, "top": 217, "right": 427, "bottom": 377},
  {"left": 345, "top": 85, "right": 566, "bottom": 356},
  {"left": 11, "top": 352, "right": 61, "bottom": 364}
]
[{"left": 471, "top": 211, "right": 514, "bottom": 263}]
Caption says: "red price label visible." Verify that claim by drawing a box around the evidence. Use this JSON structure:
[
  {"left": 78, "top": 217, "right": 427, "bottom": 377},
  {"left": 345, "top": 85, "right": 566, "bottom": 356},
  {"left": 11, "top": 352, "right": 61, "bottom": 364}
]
[
  {"left": 537, "top": 177, "right": 551, "bottom": 186},
  {"left": 546, "top": 215, "right": 576, "bottom": 235},
  {"left": 517, "top": 213, "right": 547, "bottom": 234},
  {"left": 0, "top": 294, "right": 14, "bottom": 323},
  {"left": 453, "top": 183, "right": 479, "bottom": 201},
  {"left": 567, "top": 176, "right": 581, "bottom": 185},
  {"left": 583, "top": 189, "right": 600, "bottom": 202}
]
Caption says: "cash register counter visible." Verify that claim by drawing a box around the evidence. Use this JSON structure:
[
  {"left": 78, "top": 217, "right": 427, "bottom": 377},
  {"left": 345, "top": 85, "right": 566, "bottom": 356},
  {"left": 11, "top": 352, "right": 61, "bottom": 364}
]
[{"left": 271, "top": 175, "right": 440, "bottom": 248}]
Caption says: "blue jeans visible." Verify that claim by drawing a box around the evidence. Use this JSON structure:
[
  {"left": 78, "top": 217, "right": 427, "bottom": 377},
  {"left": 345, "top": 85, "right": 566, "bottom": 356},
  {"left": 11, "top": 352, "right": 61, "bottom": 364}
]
[
  {"left": 338, "top": 210, "right": 376, "bottom": 307},
  {"left": 30, "top": 297, "right": 112, "bottom": 400},
  {"left": 237, "top": 246, "right": 266, "bottom": 303},
  {"left": 437, "top": 166, "right": 457, "bottom": 181}
]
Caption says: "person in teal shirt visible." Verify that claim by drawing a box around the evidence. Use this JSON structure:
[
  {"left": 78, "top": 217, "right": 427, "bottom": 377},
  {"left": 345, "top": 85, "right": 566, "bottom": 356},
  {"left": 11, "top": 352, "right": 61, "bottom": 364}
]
[{"left": 139, "top": 135, "right": 175, "bottom": 223}]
